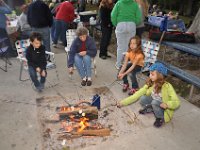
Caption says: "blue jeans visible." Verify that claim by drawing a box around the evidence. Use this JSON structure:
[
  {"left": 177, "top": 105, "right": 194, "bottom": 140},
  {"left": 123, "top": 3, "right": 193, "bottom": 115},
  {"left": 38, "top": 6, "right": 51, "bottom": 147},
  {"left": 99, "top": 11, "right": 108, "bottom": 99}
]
[
  {"left": 32, "top": 27, "right": 51, "bottom": 52},
  {"left": 122, "top": 64, "right": 142, "bottom": 89},
  {"left": 28, "top": 66, "right": 46, "bottom": 88},
  {"left": 53, "top": 20, "right": 68, "bottom": 47},
  {"left": 50, "top": 19, "right": 55, "bottom": 41},
  {"left": 74, "top": 54, "right": 92, "bottom": 79},
  {"left": 115, "top": 22, "right": 136, "bottom": 68},
  {"left": 139, "top": 95, "right": 164, "bottom": 119}
]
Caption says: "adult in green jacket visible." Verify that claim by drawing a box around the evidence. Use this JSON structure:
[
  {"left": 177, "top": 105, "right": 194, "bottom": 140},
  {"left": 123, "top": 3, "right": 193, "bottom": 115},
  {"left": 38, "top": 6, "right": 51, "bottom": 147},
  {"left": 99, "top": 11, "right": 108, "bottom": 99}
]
[
  {"left": 111, "top": 0, "right": 142, "bottom": 69},
  {"left": 118, "top": 63, "right": 180, "bottom": 127}
]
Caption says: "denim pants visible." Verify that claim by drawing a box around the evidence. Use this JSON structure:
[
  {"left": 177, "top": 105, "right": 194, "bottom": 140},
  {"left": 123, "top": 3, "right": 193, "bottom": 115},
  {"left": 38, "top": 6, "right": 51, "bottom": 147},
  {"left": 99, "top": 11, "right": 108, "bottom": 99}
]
[
  {"left": 115, "top": 22, "right": 136, "bottom": 68},
  {"left": 50, "top": 19, "right": 55, "bottom": 41},
  {"left": 74, "top": 54, "right": 92, "bottom": 79},
  {"left": 139, "top": 95, "right": 164, "bottom": 119},
  {"left": 99, "top": 25, "right": 112, "bottom": 57},
  {"left": 53, "top": 20, "right": 68, "bottom": 47},
  {"left": 28, "top": 66, "right": 46, "bottom": 88},
  {"left": 122, "top": 64, "right": 142, "bottom": 89},
  {"left": 32, "top": 27, "right": 51, "bottom": 52}
]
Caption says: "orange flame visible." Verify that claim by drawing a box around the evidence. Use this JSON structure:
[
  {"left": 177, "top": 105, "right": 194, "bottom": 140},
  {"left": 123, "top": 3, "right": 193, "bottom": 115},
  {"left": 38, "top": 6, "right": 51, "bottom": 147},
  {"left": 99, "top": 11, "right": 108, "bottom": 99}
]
[{"left": 77, "top": 117, "right": 90, "bottom": 132}]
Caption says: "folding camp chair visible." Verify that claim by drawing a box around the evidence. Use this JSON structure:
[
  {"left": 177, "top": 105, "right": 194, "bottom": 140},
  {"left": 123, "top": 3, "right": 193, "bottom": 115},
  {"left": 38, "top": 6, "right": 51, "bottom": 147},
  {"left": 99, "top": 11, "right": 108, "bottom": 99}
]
[
  {"left": 0, "top": 37, "right": 12, "bottom": 72},
  {"left": 141, "top": 39, "right": 160, "bottom": 71},
  {"left": 15, "top": 39, "right": 59, "bottom": 87},
  {"left": 65, "top": 29, "right": 97, "bottom": 77},
  {"left": 136, "top": 39, "right": 160, "bottom": 82}
]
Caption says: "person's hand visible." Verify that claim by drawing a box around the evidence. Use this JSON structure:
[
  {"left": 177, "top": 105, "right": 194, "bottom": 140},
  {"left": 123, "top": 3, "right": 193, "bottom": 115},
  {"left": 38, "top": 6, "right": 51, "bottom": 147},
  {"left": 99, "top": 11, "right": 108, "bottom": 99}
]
[
  {"left": 118, "top": 73, "right": 125, "bottom": 80},
  {"left": 36, "top": 67, "right": 41, "bottom": 73},
  {"left": 116, "top": 101, "right": 123, "bottom": 108},
  {"left": 79, "top": 51, "right": 86, "bottom": 56},
  {"left": 160, "top": 103, "right": 168, "bottom": 109},
  {"left": 41, "top": 70, "right": 46, "bottom": 77},
  {"left": 69, "top": 67, "right": 73, "bottom": 74}
]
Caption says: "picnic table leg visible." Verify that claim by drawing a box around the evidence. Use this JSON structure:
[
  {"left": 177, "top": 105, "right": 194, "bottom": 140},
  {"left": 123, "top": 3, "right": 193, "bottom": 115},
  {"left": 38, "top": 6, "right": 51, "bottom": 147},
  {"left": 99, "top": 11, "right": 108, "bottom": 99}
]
[
  {"left": 162, "top": 46, "right": 167, "bottom": 61},
  {"left": 189, "top": 85, "right": 194, "bottom": 99}
]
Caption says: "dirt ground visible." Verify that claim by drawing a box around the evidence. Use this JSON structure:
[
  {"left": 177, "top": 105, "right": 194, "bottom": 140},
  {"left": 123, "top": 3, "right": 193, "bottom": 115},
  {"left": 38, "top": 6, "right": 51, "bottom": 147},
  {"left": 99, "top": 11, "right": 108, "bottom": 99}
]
[{"left": 36, "top": 87, "right": 142, "bottom": 150}]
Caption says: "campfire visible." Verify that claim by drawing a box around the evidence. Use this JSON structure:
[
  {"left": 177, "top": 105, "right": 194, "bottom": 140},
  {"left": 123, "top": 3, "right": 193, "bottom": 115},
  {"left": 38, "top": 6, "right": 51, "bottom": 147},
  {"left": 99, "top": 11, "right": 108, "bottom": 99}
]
[{"left": 57, "top": 104, "right": 111, "bottom": 140}]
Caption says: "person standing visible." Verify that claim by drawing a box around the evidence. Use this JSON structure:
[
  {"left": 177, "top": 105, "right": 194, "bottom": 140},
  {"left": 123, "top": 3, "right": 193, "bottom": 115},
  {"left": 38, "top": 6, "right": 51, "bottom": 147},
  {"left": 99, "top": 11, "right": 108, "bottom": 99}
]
[
  {"left": 0, "top": 0, "right": 16, "bottom": 57},
  {"left": 52, "top": 0, "right": 76, "bottom": 47},
  {"left": 135, "top": 0, "right": 149, "bottom": 38},
  {"left": 111, "top": 0, "right": 142, "bottom": 69},
  {"left": 99, "top": 0, "right": 113, "bottom": 59},
  {"left": 17, "top": 4, "right": 32, "bottom": 39},
  {"left": 27, "top": 0, "right": 53, "bottom": 52}
]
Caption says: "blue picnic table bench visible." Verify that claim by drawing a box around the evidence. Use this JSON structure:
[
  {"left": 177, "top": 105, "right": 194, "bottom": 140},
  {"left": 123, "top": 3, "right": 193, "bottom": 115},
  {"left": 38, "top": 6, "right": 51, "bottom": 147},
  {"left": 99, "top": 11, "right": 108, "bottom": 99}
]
[
  {"left": 158, "top": 42, "right": 200, "bottom": 99},
  {"left": 162, "top": 41, "right": 200, "bottom": 57},
  {"left": 144, "top": 16, "right": 200, "bottom": 98}
]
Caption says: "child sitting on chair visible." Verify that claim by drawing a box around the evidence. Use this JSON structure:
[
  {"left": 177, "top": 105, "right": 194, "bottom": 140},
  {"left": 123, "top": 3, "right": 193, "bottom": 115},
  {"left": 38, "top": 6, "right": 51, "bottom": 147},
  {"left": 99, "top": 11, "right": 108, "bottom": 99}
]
[
  {"left": 117, "top": 62, "right": 180, "bottom": 128},
  {"left": 68, "top": 27, "right": 97, "bottom": 86},
  {"left": 26, "top": 32, "right": 47, "bottom": 92},
  {"left": 118, "top": 36, "right": 145, "bottom": 95}
]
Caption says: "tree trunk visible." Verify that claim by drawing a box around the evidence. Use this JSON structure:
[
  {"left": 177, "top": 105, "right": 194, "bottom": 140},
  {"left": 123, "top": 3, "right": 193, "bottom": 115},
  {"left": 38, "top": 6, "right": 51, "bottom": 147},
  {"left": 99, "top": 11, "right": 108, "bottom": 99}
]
[
  {"left": 188, "top": 8, "right": 200, "bottom": 43},
  {"left": 178, "top": 2, "right": 184, "bottom": 15},
  {"left": 185, "top": 0, "right": 194, "bottom": 16}
]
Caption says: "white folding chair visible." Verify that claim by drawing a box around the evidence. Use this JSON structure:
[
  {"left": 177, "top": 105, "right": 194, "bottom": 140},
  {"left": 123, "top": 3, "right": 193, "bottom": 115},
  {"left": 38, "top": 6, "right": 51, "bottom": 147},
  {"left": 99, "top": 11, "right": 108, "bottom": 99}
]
[
  {"left": 15, "top": 39, "right": 59, "bottom": 86},
  {"left": 136, "top": 39, "right": 160, "bottom": 82},
  {"left": 65, "top": 29, "right": 97, "bottom": 77},
  {"left": 141, "top": 39, "right": 160, "bottom": 72}
]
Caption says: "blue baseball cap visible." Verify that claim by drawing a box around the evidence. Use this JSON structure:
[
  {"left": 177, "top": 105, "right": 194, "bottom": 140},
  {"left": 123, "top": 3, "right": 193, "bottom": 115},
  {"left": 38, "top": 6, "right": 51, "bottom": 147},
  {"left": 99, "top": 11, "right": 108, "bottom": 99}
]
[{"left": 149, "top": 62, "right": 168, "bottom": 76}]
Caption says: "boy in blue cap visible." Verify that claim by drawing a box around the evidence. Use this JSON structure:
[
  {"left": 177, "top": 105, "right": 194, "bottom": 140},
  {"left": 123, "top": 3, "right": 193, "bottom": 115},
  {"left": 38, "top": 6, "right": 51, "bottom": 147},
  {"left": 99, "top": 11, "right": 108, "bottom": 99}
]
[{"left": 117, "top": 62, "right": 180, "bottom": 128}]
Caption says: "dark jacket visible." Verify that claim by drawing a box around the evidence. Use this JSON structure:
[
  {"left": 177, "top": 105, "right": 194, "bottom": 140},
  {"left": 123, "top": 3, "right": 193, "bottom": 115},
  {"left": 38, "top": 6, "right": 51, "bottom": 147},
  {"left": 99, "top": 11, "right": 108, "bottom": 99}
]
[
  {"left": 0, "top": 5, "right": 12, "bottom": 29},
  {"left": 100, "top": 6, "right": 113, "bottom": 28},
  {"left": 27, "top": 0, "right": 53, "bottom": 28},
  {"left": 68, "top": 36, "right": 97, "bottom": 68},
  {"left": 26, "top": 44, "right": 47, "bottom": 70}
]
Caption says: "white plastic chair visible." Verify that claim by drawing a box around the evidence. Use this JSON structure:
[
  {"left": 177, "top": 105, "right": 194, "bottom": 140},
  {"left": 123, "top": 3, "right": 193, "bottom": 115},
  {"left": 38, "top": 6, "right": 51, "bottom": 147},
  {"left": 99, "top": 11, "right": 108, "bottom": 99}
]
[
  {"left": 15, "top": 39, "right": 59, "bottom": 86},
  {"left": 65, "top": 29, "right": 97, "bottom": 77}
]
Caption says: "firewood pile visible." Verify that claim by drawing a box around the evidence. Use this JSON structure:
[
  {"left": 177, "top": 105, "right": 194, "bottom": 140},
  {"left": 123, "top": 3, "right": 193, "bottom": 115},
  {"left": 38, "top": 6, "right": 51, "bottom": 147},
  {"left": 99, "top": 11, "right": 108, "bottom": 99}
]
[
  {"left": 57, "top": 105, "right": 110, "bottom": 140},
  {"left": 36, "top": 87, "right": 139, "bottom": 149}
]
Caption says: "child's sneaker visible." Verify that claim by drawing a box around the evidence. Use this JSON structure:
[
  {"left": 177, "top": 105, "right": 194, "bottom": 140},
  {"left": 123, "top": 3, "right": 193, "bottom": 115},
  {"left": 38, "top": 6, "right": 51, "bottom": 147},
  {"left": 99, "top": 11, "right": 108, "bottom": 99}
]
[
  {"left": 87, "top": 80, "right": 92, "bottom": 86},
  {"left": 40, "top": 83, "right": 45, "bottom": 90},
  {"left": 153, "top": 118, "right": 164, "bottom": 128},
  {"left": 122, "top": 84, "right": 129, "bottom": 92},
  {"left": 35, "top": 86, "right": 42, "bottom": 93},
  {"left": 52, "top": 43, "right": 57, "bottom": 48},
  {"left": 81, "top": 79, "right": 87, "bottom": 86},
  {"left": 128, "top": 88, "right": 137, "bottom": 95}
]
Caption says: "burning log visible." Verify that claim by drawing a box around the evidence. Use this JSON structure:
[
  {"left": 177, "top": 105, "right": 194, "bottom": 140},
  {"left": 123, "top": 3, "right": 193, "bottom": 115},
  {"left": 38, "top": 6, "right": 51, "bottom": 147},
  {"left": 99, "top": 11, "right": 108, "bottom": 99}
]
[
  {"left": 58, "top": 106, "right": 98, "bottom": 120},
  {"left": 75, "top": 128, "right": 110, "bottom": 136},
  {"left": 58, "top": 128, "right": 111, "bottom": 140}
]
